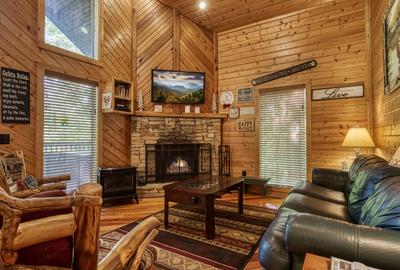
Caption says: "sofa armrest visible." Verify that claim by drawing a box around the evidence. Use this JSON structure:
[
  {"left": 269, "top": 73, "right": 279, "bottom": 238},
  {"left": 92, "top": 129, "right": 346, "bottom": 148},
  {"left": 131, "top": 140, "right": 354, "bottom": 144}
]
[
  {"left": 285, "top": 213, "right": 400, "bottom": 270},
  {"left": 312, "top": 168, "right": 349, "bottom": 192}
]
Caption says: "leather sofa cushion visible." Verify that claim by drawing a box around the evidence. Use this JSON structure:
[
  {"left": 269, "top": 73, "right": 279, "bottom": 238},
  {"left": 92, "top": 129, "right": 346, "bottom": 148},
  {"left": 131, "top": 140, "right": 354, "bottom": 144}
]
[
  {"left": 346, "top": 155, "right": 387, "bottom": 197},
  {"left": 290, "top": 181, "right": 346, "bottom": 205},
  {"left": 281, "top": 193, "right": 352, "bottom": 221},
  {"left": 348, "top": 162, "right": 400, "bottom": 223},
  {"left": 258, "top": 207, "right": 297, "bottom": 270},
  {"left": 360, "top": 177, "right": 400, "bottom": 230}
]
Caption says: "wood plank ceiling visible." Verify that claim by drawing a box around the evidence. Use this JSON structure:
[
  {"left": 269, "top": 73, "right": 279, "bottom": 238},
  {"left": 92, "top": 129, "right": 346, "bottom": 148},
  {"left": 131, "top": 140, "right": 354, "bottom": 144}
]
[{"left": 161, "top": 0, "right": 337, "bottom": 32}]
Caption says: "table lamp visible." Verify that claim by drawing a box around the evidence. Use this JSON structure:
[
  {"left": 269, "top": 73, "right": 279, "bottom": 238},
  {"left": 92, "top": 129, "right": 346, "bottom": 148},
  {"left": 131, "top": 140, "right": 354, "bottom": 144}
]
[
  {"left": 342, "top": 127, "right": 375, "bottom": 156},
  {"left": 389, "top": 147, "right": 400, "bottom": 167}
]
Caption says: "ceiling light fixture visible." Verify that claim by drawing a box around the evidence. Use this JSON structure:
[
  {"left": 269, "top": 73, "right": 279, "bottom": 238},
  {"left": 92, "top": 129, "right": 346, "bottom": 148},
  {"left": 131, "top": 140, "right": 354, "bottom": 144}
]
[{"left": 199, "top": 1, "right": 207, "bottom": 10}]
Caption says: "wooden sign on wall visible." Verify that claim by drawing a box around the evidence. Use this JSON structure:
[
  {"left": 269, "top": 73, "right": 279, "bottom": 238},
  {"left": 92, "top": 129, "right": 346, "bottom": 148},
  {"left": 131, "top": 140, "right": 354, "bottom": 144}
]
[
  {"left": 251, "top": 60, "right": 317, "bottom": 86},
  {"left": 312, "top": 85, "right": 364, "bottom": 101},
  {"left": 237, "top": 88, "right": 255, "bottom": 102},
  {"left": 237, "top": 119, "right": 255, "bottom": 132},
  {"left": 1, "top": 67, "right": 30, "bottom": 124}
]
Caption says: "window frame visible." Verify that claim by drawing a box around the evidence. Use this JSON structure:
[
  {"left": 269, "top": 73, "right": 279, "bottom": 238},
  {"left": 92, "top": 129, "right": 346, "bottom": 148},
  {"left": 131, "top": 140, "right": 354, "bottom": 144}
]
[
  {"left": 37, "top": 0, "right": 103, "bottom": 66},
  {"left": 255, "top": 83, "right": 312, "bottom": 183},
  {"left": 35, "top": 65, "right": 103, "bottom": 180}
]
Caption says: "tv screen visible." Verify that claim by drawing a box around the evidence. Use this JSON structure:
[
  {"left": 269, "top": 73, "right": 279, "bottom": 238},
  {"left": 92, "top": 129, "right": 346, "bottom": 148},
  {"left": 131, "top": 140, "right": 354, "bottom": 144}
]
[{"left": 151, "top": 69, "right": 205, "bottom": 104}]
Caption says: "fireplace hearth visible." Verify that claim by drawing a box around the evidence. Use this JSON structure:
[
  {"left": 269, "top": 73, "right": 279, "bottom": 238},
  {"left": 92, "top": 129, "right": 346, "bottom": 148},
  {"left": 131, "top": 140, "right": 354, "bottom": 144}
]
[{"left": 145, "top": 143, "right": 211, "bottom": 183}]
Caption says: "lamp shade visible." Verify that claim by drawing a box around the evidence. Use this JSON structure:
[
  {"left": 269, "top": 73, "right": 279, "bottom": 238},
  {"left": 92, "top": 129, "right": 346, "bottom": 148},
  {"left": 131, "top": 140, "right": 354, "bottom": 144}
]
[
  {"left": 389, "top": 147, "right": 400, "bottom": 168},
  {"left": 342, "top": 128, "right": 375, "bottom": 148}
]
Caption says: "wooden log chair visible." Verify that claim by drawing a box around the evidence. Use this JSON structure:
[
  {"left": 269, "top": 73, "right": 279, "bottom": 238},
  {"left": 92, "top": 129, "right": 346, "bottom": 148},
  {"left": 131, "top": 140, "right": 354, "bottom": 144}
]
[
  {"left": 0, "top": 182, "right": 161, "bottom": 270},
  {"left": 0, "top": 151, "right": 71, "bottom": 198}
]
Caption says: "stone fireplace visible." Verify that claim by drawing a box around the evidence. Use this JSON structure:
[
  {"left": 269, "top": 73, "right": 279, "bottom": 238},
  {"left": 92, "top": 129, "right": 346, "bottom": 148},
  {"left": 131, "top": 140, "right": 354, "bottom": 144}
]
[{"left": 131, "top": 116, "right": 222, "bottom": 184}]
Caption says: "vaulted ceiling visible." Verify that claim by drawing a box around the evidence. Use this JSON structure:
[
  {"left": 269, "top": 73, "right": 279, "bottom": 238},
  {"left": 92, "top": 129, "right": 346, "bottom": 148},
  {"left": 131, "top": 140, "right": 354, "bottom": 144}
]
[{"left": 161, "top": 0, "right": 337, "bottom": 32}]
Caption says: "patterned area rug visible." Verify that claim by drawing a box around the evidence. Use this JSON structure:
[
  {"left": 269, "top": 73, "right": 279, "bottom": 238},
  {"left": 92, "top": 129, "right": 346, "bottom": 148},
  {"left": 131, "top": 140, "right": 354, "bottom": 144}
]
[{"left": 100, "top": 201, "right": 276, "bottom": 270}]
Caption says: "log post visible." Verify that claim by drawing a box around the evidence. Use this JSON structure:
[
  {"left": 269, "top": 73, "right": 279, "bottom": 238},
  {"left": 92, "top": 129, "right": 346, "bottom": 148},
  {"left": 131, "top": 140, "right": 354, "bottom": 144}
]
[{"left": 73, "top": 183, "right": 102, "bottom": 270}]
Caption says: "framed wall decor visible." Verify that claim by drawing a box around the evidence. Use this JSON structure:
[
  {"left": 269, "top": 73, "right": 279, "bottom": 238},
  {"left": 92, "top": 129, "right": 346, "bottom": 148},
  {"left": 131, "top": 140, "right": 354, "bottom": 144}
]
[
  {"left": 383, "top": 0, "right": 400, "bottom": 94},
  {"left": 237, "top": 87, "right": 255, "bottom": 103},
  {"left": 312, "top": 85, "right": 364, "bottom": 101},
  {"left": 237, "top": 119, "right": 255, "bottom": 132},
  {"left": 229, "top": 107, "right": 239, "bottom": 118}
]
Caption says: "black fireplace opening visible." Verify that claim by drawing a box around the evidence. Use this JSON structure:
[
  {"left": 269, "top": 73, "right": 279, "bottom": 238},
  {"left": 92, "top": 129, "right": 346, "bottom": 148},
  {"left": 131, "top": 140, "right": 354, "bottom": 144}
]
[{"left": 145, "top": 143, "right": 211, "bottom": 183}]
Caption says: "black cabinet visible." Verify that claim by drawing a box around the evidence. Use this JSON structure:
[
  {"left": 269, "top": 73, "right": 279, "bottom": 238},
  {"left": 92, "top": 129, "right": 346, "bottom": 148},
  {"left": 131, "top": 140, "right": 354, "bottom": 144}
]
[{"left": 97, "top": 166, "right": 138, "bottom": 204}]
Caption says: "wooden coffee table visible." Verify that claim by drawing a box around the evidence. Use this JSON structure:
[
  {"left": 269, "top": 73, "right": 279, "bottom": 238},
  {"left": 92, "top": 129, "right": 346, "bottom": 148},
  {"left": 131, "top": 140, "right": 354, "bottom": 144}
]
[
  {"left": 302, "top": 253, "right": 330, "bottom": 270},
  {"left": 163, "top": 175, "right": 244, "bottom": 239}
]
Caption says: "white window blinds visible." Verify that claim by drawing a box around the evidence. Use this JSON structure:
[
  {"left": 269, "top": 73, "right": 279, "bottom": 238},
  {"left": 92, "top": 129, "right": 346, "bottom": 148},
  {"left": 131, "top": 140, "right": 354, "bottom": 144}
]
[
  {"left": 259, "top": 87, "right": 307, "bottom": 187},
  {"left": 43, "top": 75, "right": 98, "bottom": 190}
]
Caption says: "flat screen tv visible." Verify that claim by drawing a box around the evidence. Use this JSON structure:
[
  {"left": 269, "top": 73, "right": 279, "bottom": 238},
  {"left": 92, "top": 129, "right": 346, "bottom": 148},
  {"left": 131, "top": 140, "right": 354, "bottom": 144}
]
[{"left": 151, "top": 69, "right": 205, "bottom": 104}]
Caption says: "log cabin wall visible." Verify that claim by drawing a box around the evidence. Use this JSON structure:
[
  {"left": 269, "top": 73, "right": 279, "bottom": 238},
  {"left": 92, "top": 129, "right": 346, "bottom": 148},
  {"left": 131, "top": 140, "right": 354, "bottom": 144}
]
[
  {"left": 0, "top": 0, "right": 214, "bottom": 176},
  {"left": 370, "top": 0, "right": 400, "bottom": 160},
  {"left": 217, "top": 0, "right": 370, "bottom": 177}
]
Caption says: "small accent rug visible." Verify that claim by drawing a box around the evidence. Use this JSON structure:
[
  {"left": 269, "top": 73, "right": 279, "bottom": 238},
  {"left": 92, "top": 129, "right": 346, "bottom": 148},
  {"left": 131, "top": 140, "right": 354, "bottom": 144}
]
[{"left": 100, "top": 201, "right": 276, "bottom": 270}]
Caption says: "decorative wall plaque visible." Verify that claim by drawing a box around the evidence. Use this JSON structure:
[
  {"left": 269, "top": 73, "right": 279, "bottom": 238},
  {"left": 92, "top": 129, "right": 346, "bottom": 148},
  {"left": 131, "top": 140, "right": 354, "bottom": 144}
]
[
  {"left": 240, "top": 107, "right": 255, "bottom": 115},
  {"left": 229, "top": 107, "right": 239, "bottom": 118},
  {"left": 1, "top": 67, "right": 30, "bottom": 124},
  {"left": 312, "top": 85, "right": 364, "bottom": 101},
  {"left": 220, "top": 91, "right": 234, "bottom": 108},
  {"left": 251, "top": 60, "right": 317, "bottom": 86},
  {"left": 237, "top": 88, "right": 255, "bottom": 102},
  {"left": 102, "top": 93, "right": 112, "bottom": 109},
  {"left": 237, "top": 119, "right": 255, "bottom": 132}
]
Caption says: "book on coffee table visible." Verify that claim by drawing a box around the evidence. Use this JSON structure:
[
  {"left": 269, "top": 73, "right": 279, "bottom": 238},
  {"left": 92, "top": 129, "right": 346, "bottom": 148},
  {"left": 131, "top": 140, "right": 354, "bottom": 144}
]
[{"left": 331, "top": 257, "right": 380, "bottom": 270}]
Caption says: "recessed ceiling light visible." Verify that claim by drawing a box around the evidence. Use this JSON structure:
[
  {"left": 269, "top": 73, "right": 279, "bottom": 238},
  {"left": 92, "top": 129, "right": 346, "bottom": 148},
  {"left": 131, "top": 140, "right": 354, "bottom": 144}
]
[{"left": 199, "top": 1, "right": 207, "bottom": 10}]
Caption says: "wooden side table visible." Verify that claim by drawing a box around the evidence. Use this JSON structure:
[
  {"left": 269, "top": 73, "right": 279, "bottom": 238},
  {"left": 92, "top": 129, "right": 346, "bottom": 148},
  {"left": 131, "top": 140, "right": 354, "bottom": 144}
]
[{"left": 302, "top": 253, "right": 330, "bottom": 270}]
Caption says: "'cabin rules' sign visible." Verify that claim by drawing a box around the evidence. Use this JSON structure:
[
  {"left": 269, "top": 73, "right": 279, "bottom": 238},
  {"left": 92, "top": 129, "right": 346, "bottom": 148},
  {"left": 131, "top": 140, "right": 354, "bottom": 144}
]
[
  {"left": 1, "top": 67, "right": 30, "bottom": 123},
  {"left": 312, "top": 85, "right": 364, "bottom": 101}
]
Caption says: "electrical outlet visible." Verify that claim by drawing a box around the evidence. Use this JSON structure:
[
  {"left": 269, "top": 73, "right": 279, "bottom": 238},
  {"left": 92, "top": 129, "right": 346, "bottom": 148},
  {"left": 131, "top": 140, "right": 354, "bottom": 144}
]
[
  {"left": 0, "top": 134, "right": 10, "bottom": 144},
  {"left": 242, "top": 171, "right": 247, "bottom": 176}
]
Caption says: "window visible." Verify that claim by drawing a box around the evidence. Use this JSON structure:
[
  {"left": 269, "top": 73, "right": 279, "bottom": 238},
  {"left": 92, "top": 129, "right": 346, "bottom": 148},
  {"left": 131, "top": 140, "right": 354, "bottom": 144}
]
[
  {"left": 44, "top": 0, "right": 99, "bottom": 59},
  {"left": 259, "top": 87, "right": 307, "bottom": 187},
  {"left": 43, "top": 75, "right": 98, "bottom": 190}
]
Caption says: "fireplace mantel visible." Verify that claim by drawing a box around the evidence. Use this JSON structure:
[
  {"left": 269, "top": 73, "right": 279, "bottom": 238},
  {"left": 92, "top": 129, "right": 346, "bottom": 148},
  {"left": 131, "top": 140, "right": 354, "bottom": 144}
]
[{"left": 134, "top": 111, "right": 228, "bottom": 119}]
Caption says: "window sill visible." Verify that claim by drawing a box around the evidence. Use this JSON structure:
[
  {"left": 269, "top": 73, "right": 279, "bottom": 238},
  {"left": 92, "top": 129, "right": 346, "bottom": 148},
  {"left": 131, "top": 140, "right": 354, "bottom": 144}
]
[{"left": 38, "top": 42, "right": 104, "bottom": 68}]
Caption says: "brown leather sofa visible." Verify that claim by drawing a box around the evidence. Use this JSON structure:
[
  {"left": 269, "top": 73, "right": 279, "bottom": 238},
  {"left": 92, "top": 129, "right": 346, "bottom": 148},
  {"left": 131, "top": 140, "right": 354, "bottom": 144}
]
[{"left": 258, "top": 155, "right": 400, "bottom": 270}]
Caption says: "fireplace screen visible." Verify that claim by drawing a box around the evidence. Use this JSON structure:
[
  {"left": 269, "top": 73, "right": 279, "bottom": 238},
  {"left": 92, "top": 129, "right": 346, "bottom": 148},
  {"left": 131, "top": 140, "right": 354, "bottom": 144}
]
[{"left": 145, "top": 143, "right": 211, "bottom": 183}]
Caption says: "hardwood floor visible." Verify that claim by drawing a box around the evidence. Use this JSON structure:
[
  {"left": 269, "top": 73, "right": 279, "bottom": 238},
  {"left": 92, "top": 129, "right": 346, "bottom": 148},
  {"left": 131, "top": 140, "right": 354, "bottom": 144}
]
[{"left": 100, "top": 193, "right": 283, "bottom": 269}]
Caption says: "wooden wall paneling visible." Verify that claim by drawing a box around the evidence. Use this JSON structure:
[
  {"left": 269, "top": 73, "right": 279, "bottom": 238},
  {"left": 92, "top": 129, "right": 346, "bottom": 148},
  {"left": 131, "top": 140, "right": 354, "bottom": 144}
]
[
  {"left": 136, "top": 0, "right": 174, "bottom": 112},
  {"left": 173, "top": 8, "right": 181, "bottom": 70},
  {"left": 179, "top": 16, "right": 214, "bottom": 112},
  {"left": 218, "top": 0, "right": 369, "bottom": 178},
  {"left": 370, "top": 0, "right": 400, "bottom": 160},
  {"left": 0, "top": 0, "right": 134, "bottom": 175}
]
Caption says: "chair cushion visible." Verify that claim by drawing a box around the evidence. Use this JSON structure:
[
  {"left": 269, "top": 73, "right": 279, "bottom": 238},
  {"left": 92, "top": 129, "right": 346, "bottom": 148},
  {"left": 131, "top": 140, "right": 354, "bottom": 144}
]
[
  {"left": 290, "top": 181, "right": 346, "bottom": 205},
  {"left": 360, "top": 177, "right": 400, "bottom": 230},
  {"left": 348, "top": 162, "right": 400, "bottom": 223},
  {"left": 281, "top": 193, "right": 352, "bottom": 221},
  {"left": 259, "top": 207, "right": 297, "bottom": 270},
  {"left": 346, "top": 155, "right": 387, "bottom": 197},
  {"left": 16, "top": 190, "right": 73, "bottom": 268}
]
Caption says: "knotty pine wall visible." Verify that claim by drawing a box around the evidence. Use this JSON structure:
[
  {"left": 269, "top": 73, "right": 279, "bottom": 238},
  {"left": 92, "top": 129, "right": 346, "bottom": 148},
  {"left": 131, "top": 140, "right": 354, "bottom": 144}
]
[
  {"left": 370, "top": 0, "right": 400, "bottom": 160},
  {"left": 218, "top": 0, "right": 371, "bottom": 177},
  {"left": 0, "top": 0, "right": 214, "bottom": 176},
  {"left": 137, "top": 0, "right": 214, "bottom": 113}
]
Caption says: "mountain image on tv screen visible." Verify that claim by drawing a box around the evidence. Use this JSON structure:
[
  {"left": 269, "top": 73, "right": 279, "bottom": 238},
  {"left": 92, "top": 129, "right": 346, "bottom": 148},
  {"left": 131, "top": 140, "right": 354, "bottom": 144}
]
[{"left": 152, "top": 70, "right": 205, "bottom": 104}]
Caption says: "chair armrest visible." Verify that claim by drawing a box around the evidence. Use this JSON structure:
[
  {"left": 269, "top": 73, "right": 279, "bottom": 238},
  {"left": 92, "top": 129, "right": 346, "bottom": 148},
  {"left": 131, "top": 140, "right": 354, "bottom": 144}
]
[
  {"left": 37, "top": 174, "right": 71, "bottom": 185},
  {"left": 312, "top": 168, "right": 349, "bottom": 192},
  {"left": 285, "top": 213, "right": 400, "bottom": 270}
]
